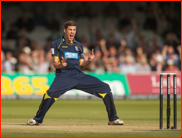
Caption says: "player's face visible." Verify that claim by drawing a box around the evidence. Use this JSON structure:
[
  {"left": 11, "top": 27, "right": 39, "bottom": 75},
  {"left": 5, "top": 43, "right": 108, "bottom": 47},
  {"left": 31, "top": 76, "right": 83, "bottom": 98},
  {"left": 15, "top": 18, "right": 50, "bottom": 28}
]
[{"left": 64, "top": 26, "right": 76, "bottom": 43}]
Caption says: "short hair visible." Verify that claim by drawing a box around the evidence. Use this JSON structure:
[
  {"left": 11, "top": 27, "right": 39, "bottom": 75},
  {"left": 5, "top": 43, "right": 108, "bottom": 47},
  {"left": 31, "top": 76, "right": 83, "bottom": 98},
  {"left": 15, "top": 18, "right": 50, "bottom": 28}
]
[{"left": 64, "top": 21, "right": 77, "bottom": 29}]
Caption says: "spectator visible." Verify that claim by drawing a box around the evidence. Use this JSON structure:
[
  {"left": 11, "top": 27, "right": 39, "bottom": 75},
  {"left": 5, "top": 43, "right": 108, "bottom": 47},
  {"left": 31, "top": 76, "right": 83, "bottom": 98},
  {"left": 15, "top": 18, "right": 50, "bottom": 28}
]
[
  {"left": 135, "top": 55, "right": 151, "bottom": 73},
  {"left": 31, "top": 41, "right": 42, "bottom": 51},
  {"left": 6, "top": 23, "right": 18, "bottom": 39},
  {"left": 118, "top": 47, "right": 134, "bottom": 66},
  {"left": 105, "top": 57, "right": 120, "bottom": 73},
  {"left": 35, "top": 54, "right": 49, "bottom": 74},
  {"left": 0, "top": 1, "right": 181, "bottom": 75},
  {"left": 112, "top": 18, "right": 137, "bottom": 51},
  {"left": 119, "top": 55, "right": 136, "bottom": 74},
  {"left": 17, "top": 47, "right": 34, "bottom": 74},
  {"left": 105, "top": 45, "right": 120, "bottom": 73},
  {"left": 23, "top": 46, "right": 32, "bottom": 55},
  {"left": 165, "top": 59, "right": 179, "bottom": 73},
  {"left": 135, "top": 46, "right": 146, "bottom": 66},
  {"left": 81, "top": 47, "right": 91, "bottom": 72},
  {"left": 46, "top": 49, "right": 55, "bottom": 72},
  {"left": 155, "top": 54, "right": 165, "bottom": 72},
  {"left": 117, "top": 39, "right": 127, "bottom": 56},
  {"left": 147, "top": 37, "right": 161, "bottom": 57},
  {"left": 89, "top": 49, "right": 105, "bottom": 73},
  {"left": 162, "top": 45, "right": 180, "bottom": 66},
  {"left": 107, "top": 34, "right": 118, "bottom": 49},
  {"left": 149, "top": 53, "right": 156, "bottom": 71},
  {"left": 167, "top": 52, "right": 180, "bottom": 67},
  {"left": 83, "top": 47, "right": 90, "bottom": 61},
  {"left": 31, "top": 49, "right": 39, "bottom": 69},
  {"left": 108, "top": 46, "right": 117, "bottom": 59},
  {"left": 99, "top": 38, "right": 108, "bottom": 56},
  {"left": 90, "top": 28, "right": 103, "bottom": 44},
  {"left": 164, "top": 33, "right": 180, "bottom": 54},
  {"left": 136, "top": 34, "right": 147, "bottom": 53},
  {"left": 135, "top": 46, "right": 145, "bottom": 59},
  {"left": 3, "top": 52, "right": 14, "bottom": 73}
]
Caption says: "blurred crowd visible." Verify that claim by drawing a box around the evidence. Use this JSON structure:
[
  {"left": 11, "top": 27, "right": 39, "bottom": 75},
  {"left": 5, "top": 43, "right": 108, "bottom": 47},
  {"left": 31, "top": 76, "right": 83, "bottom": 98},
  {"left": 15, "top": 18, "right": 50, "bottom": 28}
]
[{"left": 1, "top": 1, "right": 181, "bottom": 74}]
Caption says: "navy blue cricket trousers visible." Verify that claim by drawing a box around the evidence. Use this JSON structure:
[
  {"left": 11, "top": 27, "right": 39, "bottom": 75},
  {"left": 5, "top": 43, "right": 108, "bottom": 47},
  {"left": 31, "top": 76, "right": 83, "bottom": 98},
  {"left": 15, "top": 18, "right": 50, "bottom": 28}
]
[{"left": 33, "top": 69, "right": 119, "bottom": 123}]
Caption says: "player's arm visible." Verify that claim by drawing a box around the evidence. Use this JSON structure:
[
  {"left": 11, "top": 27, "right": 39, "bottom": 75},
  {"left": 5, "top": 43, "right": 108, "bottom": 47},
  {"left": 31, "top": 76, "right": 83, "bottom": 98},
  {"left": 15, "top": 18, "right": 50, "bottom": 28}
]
[
  {"left": 80, "top": 49, "right": 94, "bottom": 70},
  {"left": 53, "top": 56, "right": 67, "bottom": 69},
  {"left": 50, "top": 42, "right": 67, "bottom": 69}
]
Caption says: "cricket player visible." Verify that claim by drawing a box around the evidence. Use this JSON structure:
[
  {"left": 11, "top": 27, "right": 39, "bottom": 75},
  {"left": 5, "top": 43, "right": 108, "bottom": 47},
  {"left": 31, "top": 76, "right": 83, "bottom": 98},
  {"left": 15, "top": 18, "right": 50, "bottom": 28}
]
[{"left": 27, "top": 21, "right": 123, "bottom": 125}]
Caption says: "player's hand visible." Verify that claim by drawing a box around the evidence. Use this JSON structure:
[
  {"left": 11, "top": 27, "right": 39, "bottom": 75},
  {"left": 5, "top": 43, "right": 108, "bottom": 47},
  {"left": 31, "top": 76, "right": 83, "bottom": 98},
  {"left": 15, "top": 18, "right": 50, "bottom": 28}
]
[
  {"left": 88, "top": 49, "right": 94, "bottom": 62},
  {"left": 61, "top": 57, "right": 67, "bottom": 67}
]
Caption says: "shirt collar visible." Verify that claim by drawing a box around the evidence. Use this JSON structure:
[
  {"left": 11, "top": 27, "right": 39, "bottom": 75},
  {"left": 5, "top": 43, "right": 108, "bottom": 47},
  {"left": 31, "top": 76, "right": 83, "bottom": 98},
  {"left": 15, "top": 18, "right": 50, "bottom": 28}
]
[
  {"left": 62, "top": 35, "right": 66, "bottom": 42},
  {"left": 62, "top": 35, "right": 76, "bottom": 43}
]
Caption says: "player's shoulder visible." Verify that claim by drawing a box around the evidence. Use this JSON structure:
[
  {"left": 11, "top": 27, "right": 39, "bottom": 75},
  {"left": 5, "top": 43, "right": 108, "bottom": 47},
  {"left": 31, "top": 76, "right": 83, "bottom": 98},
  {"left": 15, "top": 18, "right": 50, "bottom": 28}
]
[{"left": 74, "top": 40, "right": 83, "bottom": 48}]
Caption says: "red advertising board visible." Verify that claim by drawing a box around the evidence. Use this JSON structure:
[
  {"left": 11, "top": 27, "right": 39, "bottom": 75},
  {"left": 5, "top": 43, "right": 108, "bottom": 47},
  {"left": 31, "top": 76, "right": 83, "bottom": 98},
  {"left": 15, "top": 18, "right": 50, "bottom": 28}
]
[{"left": 127, "top": 73, "right": 181, "bottom": 95}]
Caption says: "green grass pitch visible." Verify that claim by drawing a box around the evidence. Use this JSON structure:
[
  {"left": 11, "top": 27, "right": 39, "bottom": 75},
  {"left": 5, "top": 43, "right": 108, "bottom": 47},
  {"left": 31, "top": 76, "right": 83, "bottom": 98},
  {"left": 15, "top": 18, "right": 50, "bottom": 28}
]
[{"left": 1, "top": 99, "right": 181, "bottom": 137}]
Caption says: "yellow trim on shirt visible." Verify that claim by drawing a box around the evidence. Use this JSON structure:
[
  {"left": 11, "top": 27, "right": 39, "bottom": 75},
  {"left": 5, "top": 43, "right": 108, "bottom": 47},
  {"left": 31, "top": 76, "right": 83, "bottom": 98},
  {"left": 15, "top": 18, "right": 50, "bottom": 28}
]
[
  {"left": 57, "top": 52, "right": 61, "bottom": 64},
  {"left": 66, "top": 42, "right": 74, "bottom": 45},
  {"left": 57, "top": 37, "right": 63, "bottom": 49}
]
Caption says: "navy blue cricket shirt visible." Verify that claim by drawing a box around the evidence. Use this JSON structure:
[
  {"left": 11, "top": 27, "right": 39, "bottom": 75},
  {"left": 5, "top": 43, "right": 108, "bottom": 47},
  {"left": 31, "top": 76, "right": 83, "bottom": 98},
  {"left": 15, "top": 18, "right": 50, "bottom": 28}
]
[{"left": 50, "top": 36, "right": 84, "bottom": 73}]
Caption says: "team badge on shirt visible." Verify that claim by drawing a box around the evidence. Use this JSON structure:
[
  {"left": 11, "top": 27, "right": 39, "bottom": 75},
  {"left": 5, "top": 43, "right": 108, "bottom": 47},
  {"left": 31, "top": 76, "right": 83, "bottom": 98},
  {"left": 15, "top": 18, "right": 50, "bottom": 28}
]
[{"left": 75, "top": 46, "right": 78, "bottom": 51}]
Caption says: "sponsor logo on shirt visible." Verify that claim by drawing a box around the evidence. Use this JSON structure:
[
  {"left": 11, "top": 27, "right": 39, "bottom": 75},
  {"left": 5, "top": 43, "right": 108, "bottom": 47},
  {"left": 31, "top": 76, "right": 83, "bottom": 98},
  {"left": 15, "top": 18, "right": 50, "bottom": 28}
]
[{"left": 64, "top": 52, "right": 78, "bottom": 59}]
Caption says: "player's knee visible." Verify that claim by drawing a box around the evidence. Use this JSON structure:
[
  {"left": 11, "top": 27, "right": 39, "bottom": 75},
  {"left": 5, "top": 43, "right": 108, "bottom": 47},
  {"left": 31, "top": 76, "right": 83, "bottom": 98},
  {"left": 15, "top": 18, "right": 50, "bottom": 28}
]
[{"left": 46, "top": 91, "right": 55, "bottom": 98}]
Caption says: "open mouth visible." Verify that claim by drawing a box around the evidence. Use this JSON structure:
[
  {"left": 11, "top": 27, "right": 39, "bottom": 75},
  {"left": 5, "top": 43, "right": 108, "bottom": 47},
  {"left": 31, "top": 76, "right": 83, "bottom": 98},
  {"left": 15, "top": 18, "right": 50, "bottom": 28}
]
[{"left": 70, "top": 34, "right": 74, "bottom": 39}]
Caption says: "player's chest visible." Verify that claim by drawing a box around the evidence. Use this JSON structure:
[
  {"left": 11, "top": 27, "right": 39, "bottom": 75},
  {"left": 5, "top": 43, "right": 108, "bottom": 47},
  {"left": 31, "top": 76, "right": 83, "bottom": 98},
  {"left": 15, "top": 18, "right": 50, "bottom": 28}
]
[
  {"left": 59, "top": 44, "right": 79, "bottom": 52},
  {"left": 58, "top": 44, "right": 80, "bottom": 59}
]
